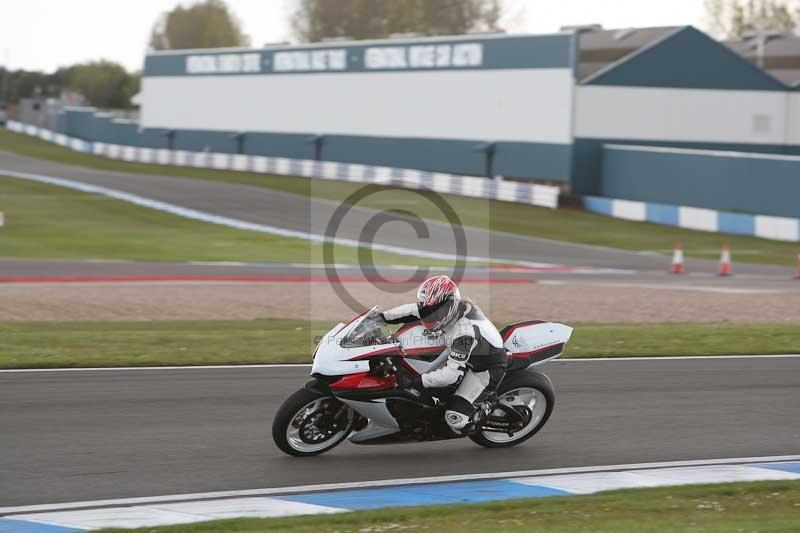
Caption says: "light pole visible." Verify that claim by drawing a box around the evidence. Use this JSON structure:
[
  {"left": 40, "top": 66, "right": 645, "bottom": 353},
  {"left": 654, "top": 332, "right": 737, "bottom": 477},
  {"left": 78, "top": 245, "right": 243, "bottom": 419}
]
[
  {"left": 742, "top": 28, "right": 783, "bottom": 68},
  {"left": 1, "top": 49, "right": 10, "bottom": 105}
]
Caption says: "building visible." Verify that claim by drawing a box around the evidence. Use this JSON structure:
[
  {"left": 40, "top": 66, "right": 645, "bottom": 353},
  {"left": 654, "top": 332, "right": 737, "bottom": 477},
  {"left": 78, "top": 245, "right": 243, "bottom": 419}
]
[
  {"left": 574, "top": 25, "right": 800, "bottom": 87},
  {"left": 53, "top": 26, "right": 800, "bottom": 218},
  {"left": 18, "top": 91, "right": 87, "bottom": 131},
  {"left": 137, "top": 32, "right": 576, "bottom": 185},
  {"left": 725, "top": 32, "right": 800, "bottom": 86},
  {"left": 571, "top": 24, "right": 679, "bottom": 80}
]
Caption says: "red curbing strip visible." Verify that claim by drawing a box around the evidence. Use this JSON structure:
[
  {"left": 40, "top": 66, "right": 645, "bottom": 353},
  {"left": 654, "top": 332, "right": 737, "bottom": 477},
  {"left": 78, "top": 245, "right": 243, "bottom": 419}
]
[
  {"left": 489, "top": 264, "right": 576, "bottom": 272},
  {"left": 0, "top": 275, "right": 538, "bottom": 284}
]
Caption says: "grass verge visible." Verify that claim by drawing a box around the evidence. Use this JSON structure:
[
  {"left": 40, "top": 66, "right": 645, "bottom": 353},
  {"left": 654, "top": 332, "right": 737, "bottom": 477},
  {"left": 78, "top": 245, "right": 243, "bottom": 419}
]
[
  {"left": 0, "top": 175, "right": 454, "bottom": 265},
  {"left": 99, "top": 480, "right": 800, "bottom": 532},
  {"left": 2, "top": 128, "right": 799, "bottom": 266},
  {"left": 1, "top": 320, "right": 797, "bottom": 368}
]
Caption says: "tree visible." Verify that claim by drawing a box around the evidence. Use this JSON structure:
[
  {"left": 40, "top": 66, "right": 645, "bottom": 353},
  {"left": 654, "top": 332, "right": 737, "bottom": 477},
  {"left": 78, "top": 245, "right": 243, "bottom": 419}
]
[
  {"left": 0, "top": 68, "right": 71, "bottom": 104},
  {"left": 149, "top": 0, "right": 250, "bottom": 50},
  {"left": 67, "top": 61, "right": 139, "bottom": 109},
  {"left": 704, "top": 0, "right": 797, "bottom": 38},
  {"left": 291, "top": 0, "right": 502, "bottom": 43}
]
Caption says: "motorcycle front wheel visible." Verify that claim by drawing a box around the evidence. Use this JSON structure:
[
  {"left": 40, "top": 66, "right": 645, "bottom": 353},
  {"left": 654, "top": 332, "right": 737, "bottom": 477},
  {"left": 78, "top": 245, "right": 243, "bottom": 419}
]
[
  {"left": 470, "top": 369, "right": 555, "bottom": 448},
  {"left": 272, "top": 388, "right": 356, "bottom": 457}
]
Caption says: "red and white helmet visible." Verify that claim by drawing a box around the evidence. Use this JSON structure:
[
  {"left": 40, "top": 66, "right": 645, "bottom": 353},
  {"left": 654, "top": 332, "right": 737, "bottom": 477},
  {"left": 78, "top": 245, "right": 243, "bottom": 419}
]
[{"left": 417, "top": 275, "right": 461, "bottom": 331}]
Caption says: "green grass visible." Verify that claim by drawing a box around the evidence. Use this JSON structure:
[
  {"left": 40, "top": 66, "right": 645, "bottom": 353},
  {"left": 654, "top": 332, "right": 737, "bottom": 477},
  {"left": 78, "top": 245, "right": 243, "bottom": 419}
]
[
  {"left": 0, "top": 175, "right": 454, "bottom": 265},
  {"left": 566, "top": 322, "right": 800, "bottom": 358},
  {"left": 100, "top": 480, "right": 800, "bottom": 532},
  {"left": 3, "top": 128, "right": 799, "bottom": 266},
  {"left": 0, "top": 319, "right": 328, "bottom": 368},
  {"left": 2, "top": 320, "right": 797, "bottom": 369}
]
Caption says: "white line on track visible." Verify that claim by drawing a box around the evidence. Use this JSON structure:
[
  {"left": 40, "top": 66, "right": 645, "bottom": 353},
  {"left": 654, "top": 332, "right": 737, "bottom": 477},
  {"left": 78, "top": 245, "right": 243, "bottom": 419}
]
[
  {"left": 538, "top": 280, "right": 787, "bottom": 294},
  {"left": 557, "top": 354, "right": 800, "bottom": 361},
  {"left": 3, "top": 455, "right": 799, "bottom": 516},
  {"left": 1, "top": 354, "right": 799, "bottom": 373},
  {"left": 0, "top": 170, "right": 464, "bottom": 263},
  {"left": 1, "top": 169, "right": 622, "bottom": 273},
  {"left": 0, "top": 364, "right": 313, "bottom": 373}
]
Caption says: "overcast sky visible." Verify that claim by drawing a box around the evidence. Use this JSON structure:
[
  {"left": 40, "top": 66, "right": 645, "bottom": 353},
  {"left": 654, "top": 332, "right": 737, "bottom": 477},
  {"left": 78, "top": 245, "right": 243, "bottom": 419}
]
[{"left": 2, "top": 0, "right": 707, "bottom": 72}]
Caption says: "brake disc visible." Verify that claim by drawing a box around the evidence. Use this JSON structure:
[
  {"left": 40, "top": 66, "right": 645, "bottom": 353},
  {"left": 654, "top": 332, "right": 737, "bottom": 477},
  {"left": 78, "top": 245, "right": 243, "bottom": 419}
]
[{"left": 298, "top": 411, "right": 336, "bottom": 444}]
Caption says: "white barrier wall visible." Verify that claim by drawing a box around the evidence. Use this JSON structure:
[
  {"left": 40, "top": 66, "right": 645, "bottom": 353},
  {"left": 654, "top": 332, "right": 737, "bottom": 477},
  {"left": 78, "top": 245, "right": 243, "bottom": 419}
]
[
  {"left": 5, "top": 121, "right": 560, "bottom": 209},
  {"left": 12, "top": 120, "right": 800, "bottom": 241}
]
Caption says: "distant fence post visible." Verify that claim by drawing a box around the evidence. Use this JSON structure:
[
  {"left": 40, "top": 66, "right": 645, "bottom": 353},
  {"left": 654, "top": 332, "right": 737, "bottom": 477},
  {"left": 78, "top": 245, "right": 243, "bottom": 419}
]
[
  {"left": 230, "top": 132, "right": 245, "bottom": 154},
  {"left": 164, "top": 130, "right": 176, "bottom": 150},
  {"left": 305, "top": 134, "right": 325, "bottom": 161},
  {"left": 473, "top": 141, "right": 496, "bottom": 178}
]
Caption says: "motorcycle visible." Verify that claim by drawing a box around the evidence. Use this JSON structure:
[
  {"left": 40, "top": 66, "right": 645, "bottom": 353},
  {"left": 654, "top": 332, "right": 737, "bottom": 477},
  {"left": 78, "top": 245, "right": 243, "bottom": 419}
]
[{"left": 272, "top": 306, "right": 573, "bottom": 457}]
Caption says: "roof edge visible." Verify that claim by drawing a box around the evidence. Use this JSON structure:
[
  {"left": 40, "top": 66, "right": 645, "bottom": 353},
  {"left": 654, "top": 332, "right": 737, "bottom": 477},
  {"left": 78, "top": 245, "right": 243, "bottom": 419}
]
[
  {"left": 579, "top": 26, "right": 687, "bottom": 84},
  {"left": 693, "top": 27, "right": 790, "bottom": 89},
  {"left": 144, "top": 30, "right": 573, "bottom": 57},
  {"left": 581, "top": 25, "right": 790, "bottom": 90}
]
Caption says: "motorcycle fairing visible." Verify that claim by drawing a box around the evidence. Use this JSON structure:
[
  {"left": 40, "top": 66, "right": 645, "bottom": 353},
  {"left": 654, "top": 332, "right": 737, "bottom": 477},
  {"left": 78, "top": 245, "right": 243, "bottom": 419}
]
[
  {"left": 311, "top": 308, "right": 402, "bottom": 377},
  {"left": 500, "top": 321, "right": 573, "bottom": 369},
  {"left": 312, "top": 308, "right": 448, "bottom": 377},
  {"left": 341, "top": 398, "right": 401, "bottom": 443}
]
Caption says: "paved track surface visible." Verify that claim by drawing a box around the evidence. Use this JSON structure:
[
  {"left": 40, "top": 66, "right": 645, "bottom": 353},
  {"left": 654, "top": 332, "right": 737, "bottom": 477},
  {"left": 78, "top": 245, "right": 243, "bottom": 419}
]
[
  {"left": 2, "top": 259, "right": 799, "bottom": 293},
  {"left": 1, "top": 150, "right": 794, "bottom": 277},
  {"left": 2, "top": 358, "right": 799, "bottom": 507}
]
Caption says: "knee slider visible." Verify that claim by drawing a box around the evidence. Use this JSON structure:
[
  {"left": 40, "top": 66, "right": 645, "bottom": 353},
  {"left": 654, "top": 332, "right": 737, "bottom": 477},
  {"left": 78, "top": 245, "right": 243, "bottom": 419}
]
[
  {"left": 445, "top": 396, "right": 476, "bottom": 433},
  {"left": 445, "top": 409, "right": 471, "bottom": 431}
]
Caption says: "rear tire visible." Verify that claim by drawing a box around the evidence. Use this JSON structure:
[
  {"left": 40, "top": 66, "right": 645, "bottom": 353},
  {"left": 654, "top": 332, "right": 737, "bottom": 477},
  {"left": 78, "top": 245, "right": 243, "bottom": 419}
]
[
  {"left": 470, "top": 369, "right": 555, "bottom": 448},
  {"left": 272, "top": 387, "right": 354, "bottom": 457}
]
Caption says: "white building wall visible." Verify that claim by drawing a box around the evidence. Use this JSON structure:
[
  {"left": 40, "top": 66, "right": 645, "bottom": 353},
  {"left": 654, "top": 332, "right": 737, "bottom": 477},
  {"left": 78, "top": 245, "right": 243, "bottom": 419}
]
[
  {"left": 140, "top": 68, "right": 574, "bottom": 143},
  {"left": 575, "top": 85, "right": 789, "bottom": 145},
  {"left": 785, "top": 92, "right": 800, "bottom": 145}
]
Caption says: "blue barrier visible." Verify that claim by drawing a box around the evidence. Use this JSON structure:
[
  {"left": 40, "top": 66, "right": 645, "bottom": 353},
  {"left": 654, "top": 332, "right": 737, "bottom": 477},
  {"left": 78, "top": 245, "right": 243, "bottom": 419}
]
[{"left": 585, "top": 194, "right": 800, "bottom": 241}]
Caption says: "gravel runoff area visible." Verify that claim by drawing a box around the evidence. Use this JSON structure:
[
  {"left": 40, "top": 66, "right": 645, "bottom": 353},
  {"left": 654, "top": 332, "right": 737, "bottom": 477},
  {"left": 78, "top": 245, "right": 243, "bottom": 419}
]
[{"left": 2, "top": 281, "right": 799, "bottom": 323}]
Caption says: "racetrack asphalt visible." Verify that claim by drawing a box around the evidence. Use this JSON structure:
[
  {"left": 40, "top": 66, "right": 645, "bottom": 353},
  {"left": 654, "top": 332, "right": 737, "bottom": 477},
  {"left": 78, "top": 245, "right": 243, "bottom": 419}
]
[
  {"left": 2, "top": 258, "right": 799, "bottom": 293},
  {"left": 1, "top": 149, "right": 795, "bottom": 278},
  {"left": 2, "top": 357, "right": 798, "bottom": 507}
]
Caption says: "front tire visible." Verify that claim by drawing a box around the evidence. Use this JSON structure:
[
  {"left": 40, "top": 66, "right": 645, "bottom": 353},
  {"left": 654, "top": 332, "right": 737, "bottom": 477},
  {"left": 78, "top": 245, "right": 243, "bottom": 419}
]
[
  {"left": 272, "top": 387, "right": 355, "bottom": 457},
  {"left": 470, "top": 369, "right": 555, "bottom": 448}
]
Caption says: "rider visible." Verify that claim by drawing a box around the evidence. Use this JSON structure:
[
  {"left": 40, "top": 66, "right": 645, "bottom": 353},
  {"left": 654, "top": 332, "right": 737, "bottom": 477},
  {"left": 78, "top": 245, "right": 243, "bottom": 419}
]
[{"left": 381, "top": 275, "right": 507, "bottom": 435}]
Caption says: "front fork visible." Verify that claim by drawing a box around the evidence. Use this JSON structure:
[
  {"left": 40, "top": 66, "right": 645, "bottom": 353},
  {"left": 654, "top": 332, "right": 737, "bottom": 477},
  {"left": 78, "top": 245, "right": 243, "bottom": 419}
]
[{"left": 303, "top": 378, "right": 368, "bottom": 432}]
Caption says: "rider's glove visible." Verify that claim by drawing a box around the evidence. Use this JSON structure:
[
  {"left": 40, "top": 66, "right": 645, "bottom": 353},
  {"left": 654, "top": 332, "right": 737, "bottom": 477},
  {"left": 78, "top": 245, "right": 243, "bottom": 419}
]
[
  {"left": 422, "top": 328, "right": 442, "bottom": 340},
  {"left": 396, "top": 372, "right": 423, "bottom": 391}
]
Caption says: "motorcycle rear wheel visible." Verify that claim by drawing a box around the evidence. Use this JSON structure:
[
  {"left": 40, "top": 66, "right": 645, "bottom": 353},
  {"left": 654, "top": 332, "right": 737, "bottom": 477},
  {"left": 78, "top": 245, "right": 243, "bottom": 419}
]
[
  {"left": 470, "top": 369, "right": 555, "bottom": 448},
  {"left": 272, "top": 388, "right": 355, "bottom": 457}
]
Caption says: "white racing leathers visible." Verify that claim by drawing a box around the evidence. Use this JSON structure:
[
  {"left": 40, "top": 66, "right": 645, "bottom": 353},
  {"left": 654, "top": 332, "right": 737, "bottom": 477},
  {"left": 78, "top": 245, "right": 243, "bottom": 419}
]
[{"left": 382, "top": 301, "right": 507, "bottom": 433}]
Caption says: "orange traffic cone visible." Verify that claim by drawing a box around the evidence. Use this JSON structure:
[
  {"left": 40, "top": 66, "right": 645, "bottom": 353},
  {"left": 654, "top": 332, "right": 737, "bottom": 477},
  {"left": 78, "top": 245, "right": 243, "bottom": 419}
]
[
  {"left": 671, "top": 243, "right": 684, "bottom": 274},
  {"left": 794, "top": 254, "right": 800, "bottom": 279},
  {"left": 719, "top": 244, "right": 732, "bottom": 276}
]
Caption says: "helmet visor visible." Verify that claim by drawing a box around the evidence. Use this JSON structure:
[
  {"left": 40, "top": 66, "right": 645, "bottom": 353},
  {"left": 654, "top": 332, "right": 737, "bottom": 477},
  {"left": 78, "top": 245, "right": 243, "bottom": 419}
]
[{"left": 419, "top": 297, "right": 455, "bottom": 330}]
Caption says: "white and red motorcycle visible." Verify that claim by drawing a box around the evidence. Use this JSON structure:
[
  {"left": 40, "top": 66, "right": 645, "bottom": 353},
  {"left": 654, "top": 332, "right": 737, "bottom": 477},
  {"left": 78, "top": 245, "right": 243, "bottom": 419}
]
[{"left": 273, "top": 306, "right": 572, "bottom": 456}]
